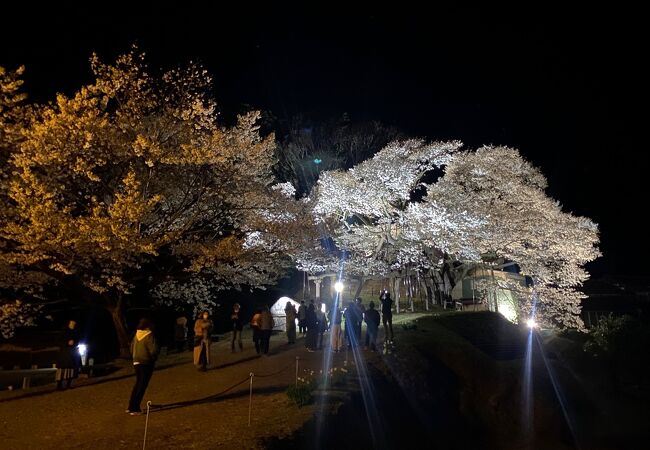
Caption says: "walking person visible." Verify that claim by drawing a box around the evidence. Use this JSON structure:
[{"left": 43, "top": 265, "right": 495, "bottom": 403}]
[
  {"left": 127, "top": 318, "right": 158, "bottom": 415},
  {"left": 330, "top": 307, "right": 343, "bottom": 352},
  {"left": 193, "top": 311, "right": 213, "bottom": 371},
  {"left": 250, "top": 309, "right": 262, "bottom": 354},
  {"left": 56, "top": 319, "right": 81, "bottom": 390},
  {"left": 174, "top": 315, "right": 188, "bottom": 353},
  {"left": 285, "top": 301, "right": 297, "bottom": 344},
  {"left": 259, "top": 305, "right": 274, "bottom": 355},
  {"left": 364, "top": 302, "right": 381, "bottom": 351},
  {"left": 231, "top": 303, "right": 244, "bottom": 352},
  {"left": 298, "top": 300, "right": 307, "bottom": 335},
  {"left": 380, "top": 290, "right": 395, "bottom": 343}
]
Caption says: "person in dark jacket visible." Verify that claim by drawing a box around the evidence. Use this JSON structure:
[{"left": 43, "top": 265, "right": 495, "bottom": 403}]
[
  {"left": 56, "top": 319, "right": 81, "bottom": 389},
  {"left": 380, "top": 290, "right": 394, "bottom": 343},
  {"left": 355, "top": 298, "right": 365, "bottom": 345},
  {"left": 343, "top": 301, "right": 358, "bottom": 348},
  {"left": 298, "top": 300, "right": 307, "bottom": 335},
  {"left": 127, "top": 318, "right": 158, "bottom": 415},
  {"left": 305, "top": 303, "right": 318, "bottom": 351},
  {"left": 316, "top": 303, "right": 328, "bottom": 350},
  {"left": 285, "top": 302, "right": 297, "bottom": 344},
  {"left": 231, "top": 303, "right": 244, "bottom": 352},
  {"left": 174, "top": 316, "right": 188, "bottom": 353},
  {"left": 259, "top": 306, "right": 274, "bottom": 355},
  {"left": 364, "top": 302, "right": 381, "bottom": 351}
]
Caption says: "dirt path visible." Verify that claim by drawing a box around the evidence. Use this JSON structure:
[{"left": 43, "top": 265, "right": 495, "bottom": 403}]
[
  {"left": 0, "top": 330, "right": 331, "bottom": 449},
  {"left": 0, "top": 312, "right": 428, "bottom": 449}
]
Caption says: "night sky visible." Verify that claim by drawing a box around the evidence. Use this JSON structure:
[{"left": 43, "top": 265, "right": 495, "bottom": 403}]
[{"left": 1, "top": 5, "right": 644, "bottom": 277}]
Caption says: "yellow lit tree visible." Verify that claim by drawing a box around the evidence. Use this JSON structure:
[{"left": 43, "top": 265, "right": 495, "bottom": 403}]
[{"left": 0, "top": 50, "right": 294, "bottom": 352}]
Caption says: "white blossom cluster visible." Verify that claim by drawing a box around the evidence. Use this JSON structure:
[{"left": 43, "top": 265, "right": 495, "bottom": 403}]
[
  {"left": 299, "top": 141, "right": 600, "bottom": 329},
  {"left": 151, "top": 278, "right": 217, "bottom": 318}
]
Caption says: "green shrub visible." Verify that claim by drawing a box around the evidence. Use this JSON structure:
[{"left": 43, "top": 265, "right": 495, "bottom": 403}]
[
  {"left": 401, "top": 320, "right": 417, "bottom": 330},
  {"left": 327, "top": 367, "right": 349, "bottom": 386},
  {"left": 584, "top": 314, "right": 633, "bottom": 356},
  {"left": 286, "top": 383, "right": 314, "bottom": 407}
]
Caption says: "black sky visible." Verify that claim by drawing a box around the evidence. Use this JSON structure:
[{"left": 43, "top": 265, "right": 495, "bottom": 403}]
[{"left": 1, "top": 5, "right": 645, "bottom": 276}]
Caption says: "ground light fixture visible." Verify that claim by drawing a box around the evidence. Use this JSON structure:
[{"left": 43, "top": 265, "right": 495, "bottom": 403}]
[
  {"left": 526, "top": 318, "right": 537, "bottom": 329},
  {"left": 334, "top": 281, "right": 344, "bottom": 293},
  {"left": 77, "top": 343, "right": 88, "bottom": 365}
]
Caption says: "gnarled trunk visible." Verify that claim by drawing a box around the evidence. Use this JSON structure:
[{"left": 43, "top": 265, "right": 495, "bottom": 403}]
[
  {"left": 392, "top": 276, "right": 401, "bottom": 314},
  {"left": 353, "top": 276, "right": 365, "bottom": 300},
  {"left": 108, "top": 295, "right": 131, "bottom": 358}
]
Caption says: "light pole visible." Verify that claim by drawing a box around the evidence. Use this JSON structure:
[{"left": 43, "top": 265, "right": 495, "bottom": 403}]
[{"left": 334, "top": 280, "right": 344, "bottom": 310}]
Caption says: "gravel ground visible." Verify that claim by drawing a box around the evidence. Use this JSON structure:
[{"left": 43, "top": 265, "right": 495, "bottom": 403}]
[{"left": 0, "top": 330, "right": 334, "bottom": 449}]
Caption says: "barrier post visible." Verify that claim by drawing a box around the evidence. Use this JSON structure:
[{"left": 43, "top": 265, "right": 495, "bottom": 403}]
[
  {"left": 142, "top": 401, "right": 152, "bottom": 450},
  {"left": 248, "top": 372, "right": 254, "bottom": 427},
  {"left": 295, "top": 357, "right": 299, "bottom": 387}
]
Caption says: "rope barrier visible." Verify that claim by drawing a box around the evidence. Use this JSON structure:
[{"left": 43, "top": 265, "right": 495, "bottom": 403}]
[
  {"left": 142, "top": 353, "right": 309, "bottom": 443},
  {"left": 252, "top": 361, "right": 295, "bottom": 378}
]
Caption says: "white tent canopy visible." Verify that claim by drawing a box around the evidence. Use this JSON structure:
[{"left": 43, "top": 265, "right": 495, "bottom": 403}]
[{"left": 270, "top": 296, "right": 301, "bottom": 331}]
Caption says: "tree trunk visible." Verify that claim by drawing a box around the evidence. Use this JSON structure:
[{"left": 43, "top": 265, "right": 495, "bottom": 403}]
[
  {"left": 407, "top": 274, "right": 414, "bottom": 312},
  {"left": 392, "top": 276, "right": 401, "bottom": 314},
  {"left": 353, "top": 276, "right": 365, "bottom": 300},
  {"left": 109, "top": 296, "right": 131, "bottom": 358}
]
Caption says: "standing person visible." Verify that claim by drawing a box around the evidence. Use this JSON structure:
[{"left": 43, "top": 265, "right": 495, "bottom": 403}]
[
  {"left": 127, "top": 318, "right": 158, "bottom": 415},
  {"left": 193, "top": 311, "right": 213, "bottom": 371},
  {"left": 174, "top": 316, "right": 188, "bottom": 353},
  {"left": 285, "top": 302, "right": 297, "bottom": 344},
  {"left": 56, "top": 319, "right": 81, "bottom": 390},
  {"left": 259, "top": 306, "right": 274, "bottom": 355},
  {"left": 250, "top": 309, "right": 262, "bottom": 355},
  {"left": 380, "top": 290, "right": 395, "bottom": 343},
  {"left": 354, "top": 298, "right": 364, "bottom": 346},
  {"left": 298, "top": 301, "right": 307, "bottom": 335},
  {"left": 305, "top": 303, "right": 318, "bottom": 352},
  {"left": 330, "top": 306, "right": 343, "bottom": 352},
  {"left": 343, "top": 301, "right": 358, "bottom": 348},
  {"left": 364, "top": 302, "right": 381, "bottom": 351},
  {"left": 231, "top": 303, "right": 244, "bottom": 353},
  {"left": 316, "top": 303, "right": 328, "bottom": 350}
]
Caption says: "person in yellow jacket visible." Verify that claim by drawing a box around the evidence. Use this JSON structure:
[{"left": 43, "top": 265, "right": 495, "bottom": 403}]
[{"left": 127, "top": 318, "right": 158, "bottom": 415}]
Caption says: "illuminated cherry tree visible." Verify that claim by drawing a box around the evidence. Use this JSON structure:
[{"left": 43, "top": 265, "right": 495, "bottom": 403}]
[
  {"left": 0, "top": 51, "right": 291, "bottom": 348},
  {"left": 308, "top": 142, "right": 600, "bottom": 328}
]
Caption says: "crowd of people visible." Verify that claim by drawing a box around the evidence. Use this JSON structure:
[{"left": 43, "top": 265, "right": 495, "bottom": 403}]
[{"left": 124, "top": 289, "right": 396, "bottom": 415}]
